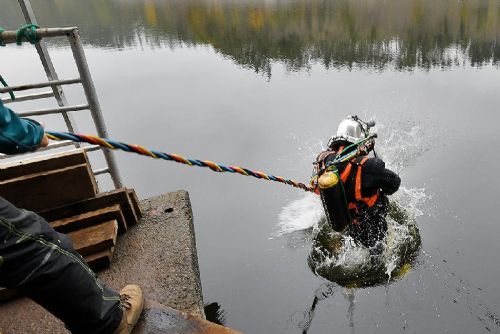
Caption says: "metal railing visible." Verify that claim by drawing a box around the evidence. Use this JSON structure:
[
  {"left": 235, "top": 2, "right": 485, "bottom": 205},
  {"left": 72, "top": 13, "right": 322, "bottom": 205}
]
[{"left": 0, "top": 0, "right": 122, "bottom": 189}]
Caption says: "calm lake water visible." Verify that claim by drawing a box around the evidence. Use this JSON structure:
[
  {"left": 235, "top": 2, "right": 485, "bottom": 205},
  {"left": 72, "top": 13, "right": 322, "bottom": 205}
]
[{"left": 1, "top": 1, "right": 500, "bottom": 333}]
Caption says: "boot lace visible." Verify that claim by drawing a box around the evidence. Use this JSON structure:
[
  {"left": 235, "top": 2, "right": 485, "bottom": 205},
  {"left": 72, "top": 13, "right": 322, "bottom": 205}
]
[{"left": 120, "top": 294, "right": 132, "bottom": 309}]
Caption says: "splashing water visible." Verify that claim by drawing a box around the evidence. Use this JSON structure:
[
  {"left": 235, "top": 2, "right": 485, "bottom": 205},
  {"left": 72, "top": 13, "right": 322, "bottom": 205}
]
[
  {"left": 277, "top": 116, "right": 434, "bottom": 285},
  {"left": 392, "top": 186, "right": 429, "bottom": 218},
  {"left": 277, "top": 117, "right": 434, "bottom": 235},
  {"left": 276, "top": 186, "right": 428, "bottom": 236},
  {"left": 276, "top": 193, "right": 323, "bottom": 236},
  {"left": 317, "top": 232, "right": 370, "bottom": 270},
  {"left": 306, "top": 197, "right": 422, "bottom": 287},
  {"left": 376, "top": 117, "right": 440, "bottom": 174},
  {"left": 383, "top": 217, "right": 418, "bottom": 281}
]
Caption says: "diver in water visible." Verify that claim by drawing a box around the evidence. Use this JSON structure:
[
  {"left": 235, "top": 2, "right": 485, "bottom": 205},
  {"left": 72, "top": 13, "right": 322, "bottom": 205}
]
[{"left": 311, "top": 116, "right": 401, "bottom": 249}]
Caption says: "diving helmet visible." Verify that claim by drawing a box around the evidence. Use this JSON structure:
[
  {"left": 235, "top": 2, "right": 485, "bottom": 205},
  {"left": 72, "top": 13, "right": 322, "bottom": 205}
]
[{"left": 327, "top": 116, "right": 367, "bottom": 148}]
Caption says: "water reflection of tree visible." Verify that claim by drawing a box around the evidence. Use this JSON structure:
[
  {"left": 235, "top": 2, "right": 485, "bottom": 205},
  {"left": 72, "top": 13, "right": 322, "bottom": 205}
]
[{"left": 2, "top": 0, "right": 499, "bottom": 72}]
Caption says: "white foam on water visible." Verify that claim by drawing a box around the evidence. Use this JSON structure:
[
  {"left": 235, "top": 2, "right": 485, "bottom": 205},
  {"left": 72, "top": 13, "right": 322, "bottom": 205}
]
[
  {"left": 383, "top": 219, "right": 415, "bottom": 279},
  {"left": 308, "top": 210, "right": 420, "bottom": 282},
  {"left": 275, "top": 192, "right": 323, "bottom": 236},
  {"left": 317, "top": 233, "right": 371, "bottom": 270}
]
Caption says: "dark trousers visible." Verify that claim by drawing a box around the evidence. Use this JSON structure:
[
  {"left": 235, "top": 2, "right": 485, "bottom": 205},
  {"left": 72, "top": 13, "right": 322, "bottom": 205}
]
[{"left": 0, "top": 196, "right": 122, "bottom": 334}]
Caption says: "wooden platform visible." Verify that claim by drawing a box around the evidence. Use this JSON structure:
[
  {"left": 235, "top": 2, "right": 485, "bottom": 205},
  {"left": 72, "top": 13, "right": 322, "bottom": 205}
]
[{"left": 0, "top": 149, "right": 141, "bottom": 301}]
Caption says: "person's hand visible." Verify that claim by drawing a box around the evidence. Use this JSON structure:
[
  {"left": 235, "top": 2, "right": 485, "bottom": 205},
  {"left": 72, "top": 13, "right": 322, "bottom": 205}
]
[
  {"left": 39, "top": 121, "right": 49, "bottom": 148},
  {"left": 40, "top": 134, "right": 49, "bottom": 147}
]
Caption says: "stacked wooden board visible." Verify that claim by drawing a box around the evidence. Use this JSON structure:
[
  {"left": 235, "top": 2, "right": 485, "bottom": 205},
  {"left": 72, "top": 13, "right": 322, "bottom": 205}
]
[{"left": 0, "top": 149, "right": 141, "bottom": 302}]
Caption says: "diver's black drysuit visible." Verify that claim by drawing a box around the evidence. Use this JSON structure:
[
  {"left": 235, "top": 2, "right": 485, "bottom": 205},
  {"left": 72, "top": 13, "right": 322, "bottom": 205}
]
[{"left": 322, "top": 154, "right": 401, "bottom": 248}]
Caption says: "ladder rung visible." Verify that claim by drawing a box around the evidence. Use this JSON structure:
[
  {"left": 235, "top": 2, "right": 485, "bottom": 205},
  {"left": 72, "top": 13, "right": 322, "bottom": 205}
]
[
  {"left": 0, "top": 78, "right": 81, "bottom": 94},
  {"left": 19, "top": 104, "right": 89, "bottom": 117},
  {"left": 84, "top": 145, "right": 101, "bottom": 152},
  {"left": 1, "top": 91, "right": 55, "bottom": 104},
  {"left": 92, "top": 167, "right": 110, "bottom": 176}
]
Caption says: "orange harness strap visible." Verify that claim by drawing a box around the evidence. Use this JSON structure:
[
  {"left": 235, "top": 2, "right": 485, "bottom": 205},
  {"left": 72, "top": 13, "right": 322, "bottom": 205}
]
[
  {"left": 355, "top": 157, "right": 378, "bottom": 207},
  {"left": 314, "top": 151, "right": 378, "bottom": 210},
  {"left": 340, "top": 162, "right": 352, "bottom": 182}
]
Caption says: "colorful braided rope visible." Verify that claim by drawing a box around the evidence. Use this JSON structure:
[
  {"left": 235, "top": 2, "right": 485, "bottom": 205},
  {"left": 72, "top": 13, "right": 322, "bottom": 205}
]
[{"left": 46, "top": 131, "right": 315, "bottom": 193}]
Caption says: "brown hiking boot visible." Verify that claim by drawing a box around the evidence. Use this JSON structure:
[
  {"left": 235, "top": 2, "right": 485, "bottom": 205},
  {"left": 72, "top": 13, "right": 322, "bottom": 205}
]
[{"left": 113, "top": 284, "right": 145, "bottom": 334}]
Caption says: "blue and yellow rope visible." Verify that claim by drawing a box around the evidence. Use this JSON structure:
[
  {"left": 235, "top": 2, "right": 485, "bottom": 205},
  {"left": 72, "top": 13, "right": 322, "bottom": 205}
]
[{"left": 46, "top": 131, "right": 315, "bottom": 193}]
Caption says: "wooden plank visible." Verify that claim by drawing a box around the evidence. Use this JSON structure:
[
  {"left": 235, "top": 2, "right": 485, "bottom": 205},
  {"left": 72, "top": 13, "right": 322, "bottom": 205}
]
[
  {"left": 127, "top": 188, "right": 142, "bottom": 221},
  {"left": 50, "top": 204, "right": 127, "bottom": 234},
  {"left": 39, "top": 188, "right": 139, "bottom": 228},
  {"left": 84, "top": 248, "right": 114, "bottom": 271},
  {"left": 0, "top": 163, "right": 98, "bottom": 212},
  {"left": 0, "top": 149, "right": 88, "bottom": 182},
  {"left": 67, "top": 220, "right": 117, "bottom": 256}
]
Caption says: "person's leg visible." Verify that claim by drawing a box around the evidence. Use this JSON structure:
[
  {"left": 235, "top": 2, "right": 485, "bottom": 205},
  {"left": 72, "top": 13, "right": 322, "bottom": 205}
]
[{"left": 0, "top": 196, "right": 122, "bottom": 334}]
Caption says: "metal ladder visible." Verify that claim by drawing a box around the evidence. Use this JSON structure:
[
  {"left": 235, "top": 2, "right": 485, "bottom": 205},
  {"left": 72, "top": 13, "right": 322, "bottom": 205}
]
[{"left": 0, "top": 0, "right": 122, "bottom": 189}]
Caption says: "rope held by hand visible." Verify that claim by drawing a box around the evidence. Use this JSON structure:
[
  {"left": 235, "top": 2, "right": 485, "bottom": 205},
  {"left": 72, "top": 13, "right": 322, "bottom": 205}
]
[{"left": 46, "top": 131, "right": 315, "bottom": 193}]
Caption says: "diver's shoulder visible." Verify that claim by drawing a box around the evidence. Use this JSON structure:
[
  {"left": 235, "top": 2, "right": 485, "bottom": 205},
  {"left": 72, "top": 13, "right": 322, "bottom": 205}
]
[{"left": 364, "top": 156, "right": 386, "bottom": 171}]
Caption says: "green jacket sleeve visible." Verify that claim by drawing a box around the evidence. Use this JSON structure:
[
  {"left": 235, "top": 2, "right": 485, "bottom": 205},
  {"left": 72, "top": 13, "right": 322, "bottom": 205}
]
[{"left": 0, "top": 100, "right": 44, "bottom": 154}]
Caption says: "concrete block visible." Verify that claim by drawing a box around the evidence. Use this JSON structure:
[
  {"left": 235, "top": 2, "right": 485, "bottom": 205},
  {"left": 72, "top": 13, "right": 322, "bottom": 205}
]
[{"left": 98, "top": 190, "right": 205, "bottom": 317}]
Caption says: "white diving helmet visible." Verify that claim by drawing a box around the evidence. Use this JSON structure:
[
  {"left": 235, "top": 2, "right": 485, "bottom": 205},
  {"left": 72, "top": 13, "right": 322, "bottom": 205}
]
[{"left": 327, "top": 116, "right": 369, "bottom": 148}]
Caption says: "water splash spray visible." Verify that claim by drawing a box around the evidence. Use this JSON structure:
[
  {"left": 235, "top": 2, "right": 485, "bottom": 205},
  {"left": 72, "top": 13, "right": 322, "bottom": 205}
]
[{"left": 277, "top": 117, "right": 434, "bottom": 280}]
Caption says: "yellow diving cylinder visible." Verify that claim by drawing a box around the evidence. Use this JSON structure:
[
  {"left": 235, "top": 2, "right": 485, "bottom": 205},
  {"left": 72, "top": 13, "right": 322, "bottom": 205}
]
[{"left": 318, "top": 170, "right": 351, "bottom": 232}]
